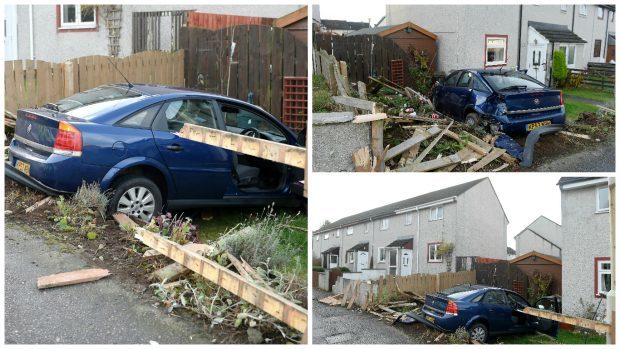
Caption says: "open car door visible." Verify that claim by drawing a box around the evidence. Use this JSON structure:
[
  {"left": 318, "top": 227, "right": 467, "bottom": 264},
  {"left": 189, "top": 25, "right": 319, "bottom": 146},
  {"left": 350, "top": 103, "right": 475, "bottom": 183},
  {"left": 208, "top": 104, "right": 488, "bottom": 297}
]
[{"left": 530, "top": 296, "right": 561, "bottom": 337}]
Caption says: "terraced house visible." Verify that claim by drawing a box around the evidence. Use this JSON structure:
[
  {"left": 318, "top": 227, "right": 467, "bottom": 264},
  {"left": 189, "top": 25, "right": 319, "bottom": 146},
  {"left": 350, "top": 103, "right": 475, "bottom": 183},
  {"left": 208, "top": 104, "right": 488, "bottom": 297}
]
[{"left": 312, "top": 178, "right": 508, "bottom": 276}]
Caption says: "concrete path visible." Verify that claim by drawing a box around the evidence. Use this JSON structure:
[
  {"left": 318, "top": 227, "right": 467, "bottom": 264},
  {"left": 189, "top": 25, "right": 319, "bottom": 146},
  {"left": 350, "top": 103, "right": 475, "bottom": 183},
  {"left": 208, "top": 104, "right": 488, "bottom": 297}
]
[
  {"left": 312, "top": 289, "right": 419, "bottom": 344},
  {"left": 4, "top": 224, "right": 213, "bottom": 345},
  {"left": 532, "top": 141, "right": 615, "bottom": 172}
]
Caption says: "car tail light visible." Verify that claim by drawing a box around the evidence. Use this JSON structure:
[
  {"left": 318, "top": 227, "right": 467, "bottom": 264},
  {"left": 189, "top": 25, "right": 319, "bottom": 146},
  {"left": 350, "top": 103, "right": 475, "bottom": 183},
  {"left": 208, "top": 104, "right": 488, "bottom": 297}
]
[
  {"left": 560, "top": 91, "right": 564, "bottom": 105},
  {"left": 445, "top": 300, "right": 458, "bottom": 316},
  {"left": 53, "top": 121, "right": 82, "bottom": 156}
]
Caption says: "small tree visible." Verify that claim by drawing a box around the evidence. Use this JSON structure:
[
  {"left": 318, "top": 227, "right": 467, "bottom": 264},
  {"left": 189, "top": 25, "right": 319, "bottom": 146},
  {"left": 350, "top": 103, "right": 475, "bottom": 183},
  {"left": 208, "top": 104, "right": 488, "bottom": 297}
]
[
  {"left": 552, "top": 50, "right": 568, "bottom": 87},
  {"left": 408, "top": 47, "right": 433, "bottom": 96}
]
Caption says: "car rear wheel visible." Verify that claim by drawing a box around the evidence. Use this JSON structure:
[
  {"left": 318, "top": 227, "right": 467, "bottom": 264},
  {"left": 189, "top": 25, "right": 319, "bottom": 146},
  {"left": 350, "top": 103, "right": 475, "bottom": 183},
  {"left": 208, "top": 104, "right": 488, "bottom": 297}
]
[
  {"left": 465, "top": 112, "right": 480, "bottom": 128},
  {"left": 109, "top": 175, "right": 162, "bottom": 222},
  {"left": 468, "top": 322, "right": 488, "bottom": 343}
]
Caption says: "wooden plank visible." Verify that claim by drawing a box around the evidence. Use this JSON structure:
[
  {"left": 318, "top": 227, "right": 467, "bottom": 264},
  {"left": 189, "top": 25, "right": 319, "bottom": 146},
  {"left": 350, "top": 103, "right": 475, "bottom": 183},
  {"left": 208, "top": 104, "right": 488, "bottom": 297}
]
[
  {"left": 385, "top": 126, "right": 441, "bottom": 161},
  {"left": 347, "top": 280, "right": 360, "bottom": 309},
  {"left": 332, "top": 95, "right": 377, "bottom": 112},
  {"left": 519, "top": 307, "right": 611, "bottom": 333},
  {"left": 467, "top": 148, "right": 506, "bottom": 172},
  {"left": 37, "top": 268, "right": 110, "bottom": 289},
  {"left": 179, "top": 123, "right": 306, "bottom": 169},
  {"left": 25, "top": 196, "right": 52, "bottom": 213},
  {"left": 341, "top": 282, "right": 352, "bottom": 306},
  {"left": 151, "top": 263, "right": 190, "bottom": 282},
  {"left": 112, "top": 212, "right": 139, "bottom": 229},
  {"left": 371, "top": 120, "right": 385, "bottom": 171},
  {"left": 412, "top": 121, "right": 453, "bottom": 165},
  {"left": 357, "top": 81, "right": 367, "bottom": 100},
  {"left": 399, "top": 129, "right": 423, "bottom": 167},
  {"left": 352, "top": 113, "right": 387, "bottom": 123},
  {"left": 396, "top": 152, "right": 461, "bottom": 172},
  {"left": 134, "top": 227, "right": 308, "bottom": 332}
]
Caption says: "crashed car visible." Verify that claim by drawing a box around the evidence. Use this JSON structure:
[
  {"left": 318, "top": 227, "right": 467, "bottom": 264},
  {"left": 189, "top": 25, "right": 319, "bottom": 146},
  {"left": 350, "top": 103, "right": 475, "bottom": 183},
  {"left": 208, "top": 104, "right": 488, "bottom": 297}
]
[
  {"left": 431, "top": 69, "right": 565, "bottom": 133},
  {"left": 407, "top": 284, "right": 560, "bottom": 343},
  {"left": 6, "top": 84, "right": 305, "bottom": 221}
]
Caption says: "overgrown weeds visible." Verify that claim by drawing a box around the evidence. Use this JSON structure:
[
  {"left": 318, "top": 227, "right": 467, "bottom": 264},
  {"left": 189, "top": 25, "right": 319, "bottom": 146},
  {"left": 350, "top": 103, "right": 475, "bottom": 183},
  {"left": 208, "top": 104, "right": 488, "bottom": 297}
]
[
  {"left": 448, "top": 327, "right": 470, "bottom": 344},
  {"left": 49, "top": 181, "right": 109, "bottom": 239},
  {"left": 145, "top": 212, "right": 198, "bottom": 245}
]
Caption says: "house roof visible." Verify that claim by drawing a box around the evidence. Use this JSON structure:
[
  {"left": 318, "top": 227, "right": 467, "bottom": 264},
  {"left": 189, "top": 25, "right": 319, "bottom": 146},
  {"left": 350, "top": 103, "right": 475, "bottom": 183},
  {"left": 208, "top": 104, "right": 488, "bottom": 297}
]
[
  {"left": 513, "top": 215, "right": 561, "bottom": 246},
  {"left": 509, "top": 251, "right": 562, "bottom": 265},
  {"left": 557, "top": 177, "right": 606, "bottom": 185},
  {"left": 272, "top": 6, "right": 307, "bottom": 28},
  {"left": 314, "top": 178, "right": 489, "bottom": 233},
  {"left": 386, "top": 238, "right": 412, "bottom": 248},
  {"left": 528, "top": 21, "right": 587, "bottom": 44},
  {"left": 507, "top": 246, "right": 516, "bottom": 255},
  {"left": 347, "top": 242, "right": 369, "bottom": 252},
  {"left": 346, "top": 21, "right": 437, "bottom": 40},
  {"left": 321, "top": 19, "right": 369, "bottom": 31},
  {"left": 321, "top": 246, "right": 339, "bottom": 254}
]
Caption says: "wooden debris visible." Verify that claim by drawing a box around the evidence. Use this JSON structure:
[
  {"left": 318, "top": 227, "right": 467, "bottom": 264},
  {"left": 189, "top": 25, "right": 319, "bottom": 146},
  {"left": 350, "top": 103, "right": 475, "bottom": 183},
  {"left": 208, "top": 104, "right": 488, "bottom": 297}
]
[
  {"left": 37, "top": 268, "right": 110, "bottom": 289},
  {"left": 347, "top": 280, "right": 361, "bottom": 309},
  {"left": 412, "top": 121, "right": 453, "bottom": 165},
  {"left": 385, "top": 126, "right": 441, "bottom": 161},
  {"left": 352, "top": 113, "right": 387, "bottom": 123},
  {"left": 559, "top": 130, "right": 592, "bottom": 140},
  {"left": 134, "top": 227, "right": 308, "bottom": 332},
  {"left": 357, "top": 81, "right": 368, "bottom": 100},
  {"left": 226, "top": 252, "right": 252, "bottom": 279},
  {"left": 332, "top": 95, "right": 378, "bottom": 113},
  {"left": 25, "top": 196, "right": 53, "bottom": 213},
  {"left": 491, "top": 163, "right": 510, "bottom": 172},
  {"left": 341, "top": 282, "right": 352, "bottom": 306},
  {"left": 404, "top": 87, "right": 433, "bottom": 109},
  {"left": 162, "top": 280, "right": 185, "bottom": 290},
  {"left": 151, "top": 262, "right": 190, "bottom": 282},
  {"left": 434, "top": 333, "right": 445, "bottom": 342},
  {"left": 397, "top": 147, "right": 481, "bottom": 172},
  {"left": 319, "top": 294, "right": 343, "bottom": 306},
  {"left": 143, "top": 249, "right": 160, "bottom": 258},
  {"left": 353, "top": 146, "right": 376, "bottom": 172},
  {"left": 368, "top": 76, "right": 405, "bottom": 95},
  {"left": 519, "top": 306, "right": 611, "bottom": 333},
  {"left": 399, "top": 129, "right": 424, "bottom": 167},
  {"left": 112, "top": 212, "right": 139, "bottom": 230},
  {"left": 371, "top": 120, "right": 385, "bottom": 171},
  {"left": 467, "top": 148, "right": 506, "bottom": 172}
]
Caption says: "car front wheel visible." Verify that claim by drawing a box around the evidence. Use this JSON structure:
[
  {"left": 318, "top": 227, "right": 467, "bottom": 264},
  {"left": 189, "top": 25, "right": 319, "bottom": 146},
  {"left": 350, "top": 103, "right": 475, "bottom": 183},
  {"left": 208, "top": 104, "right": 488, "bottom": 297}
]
[
  {"left": 468, "top": 322, "right": 488, "bottom": 343},
  {"left": 109, "top": 175, "right": 162, "bottom": 222},
  {"left": 465, "top": 112, "right": 481, "bottom": 128}
]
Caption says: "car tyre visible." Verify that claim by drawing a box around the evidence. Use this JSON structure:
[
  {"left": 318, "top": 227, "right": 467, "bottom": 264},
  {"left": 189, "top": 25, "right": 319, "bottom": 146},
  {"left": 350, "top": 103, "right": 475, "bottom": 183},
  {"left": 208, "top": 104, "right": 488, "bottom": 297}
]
[
  {"left": 468, "top": 322, "right": 488, "bottom": 343},
  {"left": 465, "top": 112, "right": 480, "bottom": 128},
  {"left": 109, "top": 175, "right": 162, "bottom": 222}
]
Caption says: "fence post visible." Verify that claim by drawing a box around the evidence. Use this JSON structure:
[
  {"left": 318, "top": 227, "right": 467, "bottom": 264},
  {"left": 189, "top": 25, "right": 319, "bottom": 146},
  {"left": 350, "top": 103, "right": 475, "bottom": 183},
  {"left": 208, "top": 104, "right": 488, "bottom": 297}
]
[
  {"left": 63, "top": 61, "right": 75, "bottom": 97},
  {"left": 435, "top": 273, "right": 441, "bottom": 292}
]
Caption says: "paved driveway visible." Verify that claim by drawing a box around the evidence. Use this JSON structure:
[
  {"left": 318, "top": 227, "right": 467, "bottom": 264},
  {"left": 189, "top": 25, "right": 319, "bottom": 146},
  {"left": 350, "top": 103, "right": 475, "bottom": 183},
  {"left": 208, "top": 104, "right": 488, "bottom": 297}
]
[{"left": 312, "top": 289, "right": 420, "bottom": 344}]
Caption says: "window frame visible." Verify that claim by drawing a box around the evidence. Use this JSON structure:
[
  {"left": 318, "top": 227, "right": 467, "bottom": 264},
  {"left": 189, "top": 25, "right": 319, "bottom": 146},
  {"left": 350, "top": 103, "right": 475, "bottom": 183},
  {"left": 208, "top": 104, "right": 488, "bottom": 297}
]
[
  {"left": 346, "top": 251, "right": 355, "bottom": 264},
  {"left": 153, "top": 98, "right": 219, "bottom": 133},
  {"left": 365, "top": 222, "right": 370, "bottom": 234},
  {"left": 428, "top": 242, "right": 443, "bottom": 263},
  {"left": 560, "top": 5, "right": 567, "bottom": 12},
  {"left": 485, "top": 34, "right": 508, "bottom": 67},
  {"left": 380, "top": 218, "right": 389, "bottom": 230},
  {"left": 594, "top": 257, "right": 611, "bottom": 298},
  {"left": 117, "top": 103, "right": 162, "bottom": 129},
  {"left": 346, "top": 227, "right": 354, "bottom": 236},
  {"left": 315, "top": 235, "right": 319, "bottom": 241},
  {"left": 57, "top": 5, "right": 98, "bottom": 32},
  {"left": 597, "top": 7, "right": 604, "bottom": 19},
  {"left": 336, "top": 229, "right": 340, "bottom": 238},
  {"left": 558, "top": 44, "right": 576, "bottom": 68},
  {"left": 323, "top": 233, "right": 329, "bottom": 240},
  {"left": 429, "top": 206, "right": 444, "bottom": 221},
  {"left": 593, "top": 39, "right": 602, "bottom": 58},
  {"left": 218, "top": 100, "right": 289, "bottom": 143},
  {"left": 579, "top": 5, "right": 588, "bottom": 16},
  {"left": 596, "top": 186, "right": 610, "bottom": 213},
  {"left": 378, "top": 247, "right": 386, "bottom": 263},
  {"left": 405, "top": 212, "right": 413, "bottom": 226}
]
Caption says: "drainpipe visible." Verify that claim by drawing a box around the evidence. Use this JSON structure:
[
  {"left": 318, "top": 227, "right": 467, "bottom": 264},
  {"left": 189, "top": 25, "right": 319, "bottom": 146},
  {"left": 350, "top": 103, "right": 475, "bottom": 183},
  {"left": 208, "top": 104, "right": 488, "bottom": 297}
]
[
  {"left": 571, "top": 5, "right": 576, "bottom": 31},
  {"left": 549, "top": 42, "right": 555, "bottom": 87},
  {"left": 606, "top": 177, "right": 616, "bottom": 344},
  {"left": 603, "top": 9, "right": 609, "bottom": 61},
  {"left": 29, "top": 5, "right": 34, "bottom": 60},
  {"left": 369, "top": 218, "right": 374, "bottom": 268},
  {"left": 416, "top": 207, "right": 420, "bottom": 274},
  {"left": 517, "top": 5, "right": 523, "bottom": 70}
]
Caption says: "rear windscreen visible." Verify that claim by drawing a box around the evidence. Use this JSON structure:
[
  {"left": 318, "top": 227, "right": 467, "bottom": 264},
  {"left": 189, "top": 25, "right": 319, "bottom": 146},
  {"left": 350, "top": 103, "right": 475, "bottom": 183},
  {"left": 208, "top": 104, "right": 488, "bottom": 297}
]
[
  {"left": 53, "top": 86, "right": 142, "bottom": 116},
  {"left": 481, "top": 72, "right": 545, "bottom": 91}
]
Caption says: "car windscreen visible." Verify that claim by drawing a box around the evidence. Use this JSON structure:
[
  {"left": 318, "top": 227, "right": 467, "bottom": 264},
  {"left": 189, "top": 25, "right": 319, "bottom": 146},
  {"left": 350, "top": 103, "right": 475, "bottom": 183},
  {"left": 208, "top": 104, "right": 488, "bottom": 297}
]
[
  {"left": 440, "top": 284, "right": 478, "bottom": 296},
  {"left": 52, "top": 86, "right": 143, "bottom": 117},
  {"left": 481, "top": 72, "right": 545, "bottom": 91}
]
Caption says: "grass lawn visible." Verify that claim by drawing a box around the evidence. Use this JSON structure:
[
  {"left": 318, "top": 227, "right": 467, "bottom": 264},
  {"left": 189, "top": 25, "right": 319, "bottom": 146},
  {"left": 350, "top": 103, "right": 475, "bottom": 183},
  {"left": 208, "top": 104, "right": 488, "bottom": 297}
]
[
  {"left": 564, "top": 98, "right": 600, "bottom": 122},
  {"left": 497, "top": 329, "right": 606, "bottom": 344},
  {"left": 562, "top": 87, "right": 615, "bottom": 106}
]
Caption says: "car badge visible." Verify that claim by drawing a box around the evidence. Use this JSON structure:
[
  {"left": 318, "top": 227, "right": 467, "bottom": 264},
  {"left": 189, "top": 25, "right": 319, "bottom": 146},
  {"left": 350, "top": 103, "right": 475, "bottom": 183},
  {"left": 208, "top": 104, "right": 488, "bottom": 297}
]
[
  {"left": 27, "top": 123, "right": 32, "bottom": 134},
  {"left": 533, "top": 98, "right": 540, "bottom": 105}
]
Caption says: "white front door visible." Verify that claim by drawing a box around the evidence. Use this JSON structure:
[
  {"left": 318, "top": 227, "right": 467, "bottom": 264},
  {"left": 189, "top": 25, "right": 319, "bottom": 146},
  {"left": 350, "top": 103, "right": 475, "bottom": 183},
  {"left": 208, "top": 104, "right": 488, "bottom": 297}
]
[
  {"left": 527, "top": 43, "right": 547, "bottom": 83},
  {"left": 400, "top": 249, "right": 413, "bottom": 276},
  {"left": 388, "top": 249, "right": 398, "bottom": 276},
  {"left": 356, "top": 251, "right": 369, "bottom": 271},
  {"left": 329, "top": 254, "right": 339, "bottom": 269}
]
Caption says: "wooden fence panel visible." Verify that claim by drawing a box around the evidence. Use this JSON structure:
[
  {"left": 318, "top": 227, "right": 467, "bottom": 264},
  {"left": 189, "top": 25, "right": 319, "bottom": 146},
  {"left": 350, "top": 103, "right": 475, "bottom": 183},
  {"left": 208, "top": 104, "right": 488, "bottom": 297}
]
[{"left": 376, "top": 270, "right": 476, "bottom": 300}]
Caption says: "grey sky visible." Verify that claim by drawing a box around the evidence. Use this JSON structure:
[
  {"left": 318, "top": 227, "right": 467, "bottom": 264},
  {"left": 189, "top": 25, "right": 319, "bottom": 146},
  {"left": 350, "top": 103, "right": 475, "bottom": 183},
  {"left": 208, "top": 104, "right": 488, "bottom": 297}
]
[
  {"left": 318, "top": 3, "right": 386, "bottom": 26},
  {"left": 309, "top": 173, "right": 563, "bottom": 249}
]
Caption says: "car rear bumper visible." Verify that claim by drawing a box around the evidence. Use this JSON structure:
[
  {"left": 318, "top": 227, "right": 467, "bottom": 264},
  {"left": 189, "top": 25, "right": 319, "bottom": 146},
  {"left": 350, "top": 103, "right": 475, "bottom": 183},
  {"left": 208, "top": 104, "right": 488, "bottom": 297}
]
[
  {"left": 406, "top": 310, "right": 452, "bottom": 332},
  {"left": 5, "top": 162, "right": 70, "bottom": 196},
  {"left": 500, "top": 108, "right": 565, "bottom": 133}
]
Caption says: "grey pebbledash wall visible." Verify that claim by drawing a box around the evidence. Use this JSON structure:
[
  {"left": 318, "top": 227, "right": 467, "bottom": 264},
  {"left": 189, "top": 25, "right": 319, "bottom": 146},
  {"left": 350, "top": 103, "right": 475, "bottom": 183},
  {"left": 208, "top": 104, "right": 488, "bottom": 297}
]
[{"left": 312, "top": 113, "right": 371, "bottom": 172}]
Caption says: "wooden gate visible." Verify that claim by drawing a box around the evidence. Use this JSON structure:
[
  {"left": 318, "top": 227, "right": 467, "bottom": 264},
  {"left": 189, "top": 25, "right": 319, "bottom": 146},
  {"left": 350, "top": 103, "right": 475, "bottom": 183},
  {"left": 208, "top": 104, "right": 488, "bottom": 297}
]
[
  {"left": 179, "top": 25, "right": 308, "bottom": 121},
  {"left": 314, "top": 33, "right": 413, "bottom": 87}
]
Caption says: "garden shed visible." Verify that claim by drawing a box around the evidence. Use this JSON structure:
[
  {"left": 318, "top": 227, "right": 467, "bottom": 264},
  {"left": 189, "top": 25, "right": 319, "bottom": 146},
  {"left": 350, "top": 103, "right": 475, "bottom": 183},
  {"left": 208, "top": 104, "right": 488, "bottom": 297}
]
[{"left": 509, "top": 251, "right": 562, "bottom": 296}]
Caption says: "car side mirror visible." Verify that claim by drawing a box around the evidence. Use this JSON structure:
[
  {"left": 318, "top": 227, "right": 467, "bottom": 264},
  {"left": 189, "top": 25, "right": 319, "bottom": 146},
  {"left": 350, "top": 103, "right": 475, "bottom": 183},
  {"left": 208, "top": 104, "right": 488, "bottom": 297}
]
[{"left": 537, "top": 304, "right": 545, "bottom": 310}]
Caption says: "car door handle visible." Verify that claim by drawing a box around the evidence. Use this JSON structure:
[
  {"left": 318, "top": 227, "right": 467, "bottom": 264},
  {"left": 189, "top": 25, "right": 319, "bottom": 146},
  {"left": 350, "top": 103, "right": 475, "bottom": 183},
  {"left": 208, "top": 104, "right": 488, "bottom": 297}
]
[{"left": 166, "top": 144, "right": 184, "bottom": 152}]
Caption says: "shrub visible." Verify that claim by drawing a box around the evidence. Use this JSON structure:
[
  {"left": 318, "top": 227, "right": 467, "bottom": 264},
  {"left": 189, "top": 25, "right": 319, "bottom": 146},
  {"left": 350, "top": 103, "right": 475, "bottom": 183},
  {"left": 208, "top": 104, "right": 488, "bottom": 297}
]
[
  {"left": 448, "top": 327, "right": 470, "bottom": 344},
  {"left": 552, "top": 50, "right": 568, "bottom": 87},
  {"left": 50, "top": 181, "right": 110, "bottom": 238},
  {"left": 408, "top": 47, "right": 433, "bottom": 95},
  {"left": 338, "top": 266, "right": 350, "bottom": 272},
  {"left": 566, "top": 72, "right": 585, "bottom": 88}
]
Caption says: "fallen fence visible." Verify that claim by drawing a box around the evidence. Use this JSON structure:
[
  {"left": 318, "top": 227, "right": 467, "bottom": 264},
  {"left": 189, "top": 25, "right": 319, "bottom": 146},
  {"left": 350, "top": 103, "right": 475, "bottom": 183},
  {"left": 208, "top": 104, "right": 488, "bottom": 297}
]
[
  {"left": 4, "top": 50, "right": 185, "bottom": 117},
  {"left": 519, "top": 307, "right": 611, "bottom": 334}
]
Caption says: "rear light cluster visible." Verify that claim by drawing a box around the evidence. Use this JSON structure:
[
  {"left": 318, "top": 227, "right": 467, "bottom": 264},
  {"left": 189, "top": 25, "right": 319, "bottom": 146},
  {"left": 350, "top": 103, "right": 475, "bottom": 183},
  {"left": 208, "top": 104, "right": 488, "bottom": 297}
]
[
  {"left": 53, "top": 121, "right": 82, "bottom": 156},
  {"left": 445, "top": 300, "right": 459, "bottom": 316},
  {"left": 560, "top": 91, "right": 564, "bottom": 105}
]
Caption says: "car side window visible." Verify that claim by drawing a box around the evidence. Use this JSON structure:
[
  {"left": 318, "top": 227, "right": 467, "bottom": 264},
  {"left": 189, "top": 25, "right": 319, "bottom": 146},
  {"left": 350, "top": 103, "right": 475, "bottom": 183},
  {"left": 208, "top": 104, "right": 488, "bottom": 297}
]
[
  {"left": 472, "top": 77, "right": 491, "bottom": 93},
  {"left": 444, "top": 72, "right": 461, "bottom": 87},
  {"left": 118, "top": 104, "right": 161, "bottom": 129},
  {"left": 456, "top": 72, "right": 472, "bottom": 88},
  {"left": 156, "top": 99, "right": 216, "bottom": 132},
  {"left": 482, "top": 290, "right": 507, "bottom": 305},
  {"left": 220, "top": 103, "right": 285, "bottom": 139},
  {"left": 506, "top": 292, "right": 529, "bottom": 309}
]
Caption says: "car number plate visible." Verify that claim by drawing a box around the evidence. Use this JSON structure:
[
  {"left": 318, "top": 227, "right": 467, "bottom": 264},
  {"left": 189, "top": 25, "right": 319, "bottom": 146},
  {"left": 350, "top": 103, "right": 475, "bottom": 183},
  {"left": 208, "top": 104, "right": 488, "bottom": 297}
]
[
  {"left": 426, "top": 315, "right": 435, "bottom": 323},
  {"left": 526, "top": 120, "right": 551, "bottom": 131},
  {"left": 15, "top": 160, "right": 30, "bottom": 176}
]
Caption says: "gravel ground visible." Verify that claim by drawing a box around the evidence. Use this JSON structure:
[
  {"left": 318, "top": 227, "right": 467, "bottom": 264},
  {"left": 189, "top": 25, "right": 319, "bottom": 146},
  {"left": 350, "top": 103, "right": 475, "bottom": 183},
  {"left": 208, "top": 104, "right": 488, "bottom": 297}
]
[
  {"left": 4, "top": 224, "right": 214, "bottom": 345},
  {"left": 312, "top": 289, "right": 421, "bottom": 344},
  {"left": 532, "top": 141, "right": 615, "bottom": 172}
]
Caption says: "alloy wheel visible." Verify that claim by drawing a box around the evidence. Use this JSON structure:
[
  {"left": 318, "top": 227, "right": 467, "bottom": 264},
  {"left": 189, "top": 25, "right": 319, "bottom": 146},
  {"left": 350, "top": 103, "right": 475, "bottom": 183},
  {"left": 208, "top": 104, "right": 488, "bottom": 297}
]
[{"left": 116, "top": 186, "right": 155, "bottom": 221}]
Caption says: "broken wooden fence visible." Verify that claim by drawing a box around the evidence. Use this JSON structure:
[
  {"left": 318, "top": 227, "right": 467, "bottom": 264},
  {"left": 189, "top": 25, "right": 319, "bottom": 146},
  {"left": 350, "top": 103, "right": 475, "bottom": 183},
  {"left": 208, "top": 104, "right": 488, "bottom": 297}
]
[
  {"left": 375, "top": 270, "right": 476, "bottom": 301},
  {"left": 520, "top": 307, "right": 612, "bottom": 334},
  {"left": 4, "top": 50, "right": 185, "bottom": 117}
]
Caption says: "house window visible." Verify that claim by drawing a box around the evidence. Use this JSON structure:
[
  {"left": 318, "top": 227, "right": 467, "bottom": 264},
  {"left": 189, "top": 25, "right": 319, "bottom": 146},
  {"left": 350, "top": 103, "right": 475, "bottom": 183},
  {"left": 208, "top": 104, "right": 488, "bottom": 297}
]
[
  {"left": 594, "top": 40, "right": 602, "bottom": 58},
  {"left": 336, "top": 229, "right": 340, "bottom": 238},
  {"left": 595, "top": 257, "right": 611, "bottom": 297},
  {"left": 428, "top": 243, "right": 443, "bottom": 262},
  {"left": 346, "top": 251, "right": 355, "bottom": 263},
  {"left": 59, "top": 5, "right": 97, "bottom": 29},
  {"left": 315, "top": 235, "right": 319, "bottom": 241},
  {"left": 558, "top": 45, "right": 576, "bottom": 67},
  {"left": 330, "top": 254, "right": 339, "bottom": 265},
  {"left": 579, "top": 5, "right": 588, "bottom": 16},
  {"left": 429, "top": 206, "right": 444, "bottom": 221},
  {"left": 596, "top": 186, "right": 610, "bottom": 212},
  {"left": 560, "top": 5, "right": 567, "bottom": 12},
  {"left": 405, "top": 212, "right": 413, "bottom": 225},
  {"left": 485, "top": 35, "right": 507, "bottom": 66},
  {"left": 323, "top": 233, "right": 329, "bottom": 240},
  {"left": 346, "top": 227, "right": 354, "bottom": 236},
  {"left": 611, "top": 11, "right": 614, "bottom": 22},
  {"left": 380, "top": 218, "right": 389, "bottom": 230},
  {"left": 365, "top": 222, "right": 370, "bottom": 234},
  {"left": 378, "top": 247, "right": 386, "bottom": 263},
  {"left": 597, "top": 7, "right": 604, "bottom": 19}
]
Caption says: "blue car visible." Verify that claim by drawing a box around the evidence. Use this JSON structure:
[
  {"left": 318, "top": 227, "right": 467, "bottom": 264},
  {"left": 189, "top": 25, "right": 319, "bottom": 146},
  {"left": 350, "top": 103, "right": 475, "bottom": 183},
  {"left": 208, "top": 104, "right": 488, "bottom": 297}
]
[
  {"left": 431, "top": 69, "right": 565, "bottom": 133},
  {"left": 7, "top": 84, "right": 305, "bottom": 221},
  {"left": 408, "top": 284, "right": 560, "bottom": 343}
]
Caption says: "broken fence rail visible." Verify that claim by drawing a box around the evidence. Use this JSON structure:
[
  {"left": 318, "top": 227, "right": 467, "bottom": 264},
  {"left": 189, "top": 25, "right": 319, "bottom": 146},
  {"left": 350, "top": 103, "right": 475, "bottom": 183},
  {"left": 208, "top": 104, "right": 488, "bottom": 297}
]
[
  {"left": 133, "top": 227, "right": 308, "bottom": 333},
  {"left": 519, "top": 307, "right": 611, "bottom": 334}
]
